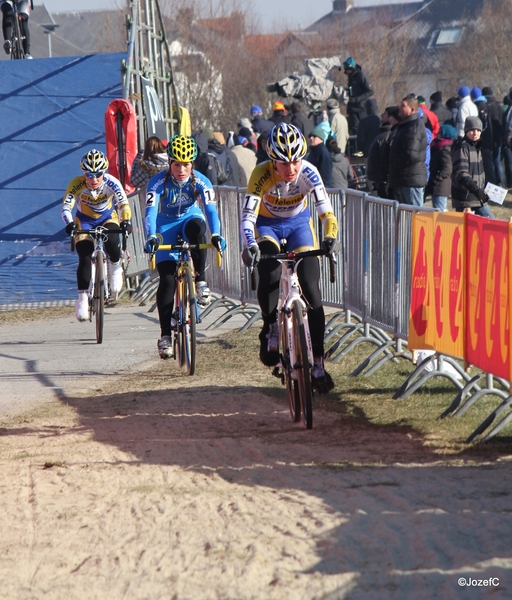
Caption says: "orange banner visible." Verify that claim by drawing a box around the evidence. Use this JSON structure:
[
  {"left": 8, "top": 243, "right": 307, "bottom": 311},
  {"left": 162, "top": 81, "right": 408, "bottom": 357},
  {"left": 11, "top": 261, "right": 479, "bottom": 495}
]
[
  {"left": 409, "top": 212, "right": 465, "bottom": 357},
  {"left": 465, "top": 214, "right": 509, "bottom": 378},
  {"left": 409, "top": 212, "right": 435, "bottom": 348}
]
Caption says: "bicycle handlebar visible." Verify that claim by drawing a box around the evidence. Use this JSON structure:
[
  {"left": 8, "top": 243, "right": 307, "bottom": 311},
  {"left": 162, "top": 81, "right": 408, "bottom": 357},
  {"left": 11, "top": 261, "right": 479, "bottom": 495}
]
[
  {"left": 250, "top": 248, "right": 337, "bottom": 290},
  {"left": 151, "top": 242, "right": 223, "bottom": 268},
  {"left": 70, "top": 226, "right": 127, "bottom": 252},
  {"left": 157, "top": 243, "right": 220, "bottom": 252}
]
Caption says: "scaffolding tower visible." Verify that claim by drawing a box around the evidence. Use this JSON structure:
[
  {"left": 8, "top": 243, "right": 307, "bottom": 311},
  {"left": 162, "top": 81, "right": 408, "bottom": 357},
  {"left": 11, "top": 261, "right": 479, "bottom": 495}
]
[{"left": 122, "top": 0, "right": 181, "bottom": 146}]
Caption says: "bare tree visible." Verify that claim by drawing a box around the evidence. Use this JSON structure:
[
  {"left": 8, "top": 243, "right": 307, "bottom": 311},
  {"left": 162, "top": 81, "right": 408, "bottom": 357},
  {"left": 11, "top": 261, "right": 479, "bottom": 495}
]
[{"left": 439, "top": 0, "right": 512, "bottom": 101}]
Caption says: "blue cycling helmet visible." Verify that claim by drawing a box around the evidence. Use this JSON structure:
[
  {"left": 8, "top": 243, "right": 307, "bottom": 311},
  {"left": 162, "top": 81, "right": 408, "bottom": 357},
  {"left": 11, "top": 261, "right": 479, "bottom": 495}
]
[
  {"left": 250, "top": 105, "right": 262, "bottom": 116},
  {"left": 343, "top": 56, "right": 356, "bottom": 71}
]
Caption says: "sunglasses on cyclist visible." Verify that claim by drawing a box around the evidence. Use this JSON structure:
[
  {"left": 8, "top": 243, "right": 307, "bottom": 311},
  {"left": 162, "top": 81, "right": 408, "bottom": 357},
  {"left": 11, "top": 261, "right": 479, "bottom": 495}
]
[{"left": 84, "top": 171, "right": 105, "bottom": 179}]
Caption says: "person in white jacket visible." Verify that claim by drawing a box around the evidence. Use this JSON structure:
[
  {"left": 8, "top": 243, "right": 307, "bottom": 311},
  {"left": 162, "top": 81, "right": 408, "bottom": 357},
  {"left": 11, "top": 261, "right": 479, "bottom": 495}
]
[
  {"left": 326, "top": 99, "right": 349, "bottom": 154},
  {"left": 455, "top": 86, "right": 478, "bottom": 138}
]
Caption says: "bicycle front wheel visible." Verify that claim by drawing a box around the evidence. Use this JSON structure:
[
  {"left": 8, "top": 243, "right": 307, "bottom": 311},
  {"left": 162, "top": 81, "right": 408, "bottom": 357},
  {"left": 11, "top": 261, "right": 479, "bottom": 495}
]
[
  {"left": 175, "top": 281, "right": 184, "bottom": 368},
  {"left": 95, "top": 255, "right": 105, "bottom": 344},
  {"left": 292, "top": 302, "right": 313, "bottom": 429},
  {"left": 11, "top": 15, "right": 24, "bottom": 59},
  {"left": 181, "top": 267, "right": 197, "bottom": 376},
  {"left": 281, "top": 311, "right": 301, "bottom": 422}
]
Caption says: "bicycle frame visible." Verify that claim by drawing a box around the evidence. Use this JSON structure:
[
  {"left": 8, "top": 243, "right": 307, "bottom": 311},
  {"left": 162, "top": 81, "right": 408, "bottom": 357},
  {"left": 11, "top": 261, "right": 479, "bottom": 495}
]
[
  {"left": 71, "top": 225, "right": 126, "bottom": 343},
  {"left": 154, "top": 238, "right": 222, "bottom": 375},
  {"left": 278, "top": 258, "right": 314, "bottom": 379},
  {"left": 252, "top": 247, "right": 336, "bottom": 428},
  {"left": 10, "top": 2, "right": 25, "bottom": 60}
]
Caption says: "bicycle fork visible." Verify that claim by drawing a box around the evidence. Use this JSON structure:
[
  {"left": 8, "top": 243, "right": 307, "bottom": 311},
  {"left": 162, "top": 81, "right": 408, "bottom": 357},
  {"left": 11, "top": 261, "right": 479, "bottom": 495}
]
[
  {"left": 284, "top": 304, "right": 314, "bottom": 380},
  {"left": 88, "top": 251, "right": 108, "bottom": 303}
]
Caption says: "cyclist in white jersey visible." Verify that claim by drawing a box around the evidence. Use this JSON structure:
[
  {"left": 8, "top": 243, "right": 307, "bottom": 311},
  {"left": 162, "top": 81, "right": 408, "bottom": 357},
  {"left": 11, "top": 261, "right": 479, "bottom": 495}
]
[
  {"left": 62, "top": 149, "right": 132, "bottom": 322},
  {"left": 240, "top": 123, "right": 339, "bottom": 394}
]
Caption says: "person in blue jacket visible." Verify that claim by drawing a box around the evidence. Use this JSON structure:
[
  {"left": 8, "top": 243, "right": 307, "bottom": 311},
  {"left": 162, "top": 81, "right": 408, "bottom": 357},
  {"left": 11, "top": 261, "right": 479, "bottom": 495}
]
[{"left": 144, "top": 135, "right": 226, "bottom": 359}]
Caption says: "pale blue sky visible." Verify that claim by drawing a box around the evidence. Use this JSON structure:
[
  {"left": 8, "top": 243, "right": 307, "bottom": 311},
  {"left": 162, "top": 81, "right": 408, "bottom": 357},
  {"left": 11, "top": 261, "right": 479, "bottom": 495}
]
[{"left": 39, "top": 0, "right": 333, "bottom": 32}]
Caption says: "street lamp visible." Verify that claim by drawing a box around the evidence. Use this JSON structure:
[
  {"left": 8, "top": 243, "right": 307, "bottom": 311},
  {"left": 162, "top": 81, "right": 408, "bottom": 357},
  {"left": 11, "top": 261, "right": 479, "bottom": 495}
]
[{"left": 41, "top": 23, "right": 59, "bottom": 58}]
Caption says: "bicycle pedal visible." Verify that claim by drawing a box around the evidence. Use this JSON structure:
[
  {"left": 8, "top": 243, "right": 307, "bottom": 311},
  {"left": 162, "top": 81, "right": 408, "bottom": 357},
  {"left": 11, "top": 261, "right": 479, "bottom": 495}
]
[{"left": 271, "top": 366, "right": 285, "bottom": 384}]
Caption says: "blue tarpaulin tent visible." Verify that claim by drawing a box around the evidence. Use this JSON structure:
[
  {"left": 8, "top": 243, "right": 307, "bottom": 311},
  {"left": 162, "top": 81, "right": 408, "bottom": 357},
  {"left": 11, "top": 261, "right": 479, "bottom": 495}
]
[{"left": 0, "top": 53, "right": 124, "bottom": 307}]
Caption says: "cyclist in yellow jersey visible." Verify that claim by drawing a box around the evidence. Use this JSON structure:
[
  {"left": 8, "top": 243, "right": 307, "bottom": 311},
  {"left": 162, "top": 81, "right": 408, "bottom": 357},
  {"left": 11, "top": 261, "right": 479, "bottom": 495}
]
[
  {"left": 240, "top": 123, "right": 339, "bottom": 394},
  {"left": 62, "top": 149, "right": 132, "bottom": 322}
]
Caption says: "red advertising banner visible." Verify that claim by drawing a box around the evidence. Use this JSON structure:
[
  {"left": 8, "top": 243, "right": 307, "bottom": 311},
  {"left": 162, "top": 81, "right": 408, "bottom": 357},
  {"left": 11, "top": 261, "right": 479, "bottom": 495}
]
[
  {"left": 465, "top": 214, "right": 509, "bottom": 379},
  {"left": 409, "top": 212, "right": 465, "bottom": 358}
]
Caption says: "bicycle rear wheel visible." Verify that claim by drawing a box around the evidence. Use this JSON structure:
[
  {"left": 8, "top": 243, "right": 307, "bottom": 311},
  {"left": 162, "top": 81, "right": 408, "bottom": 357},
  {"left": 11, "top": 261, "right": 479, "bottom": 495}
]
[
  {"left": 292, "top": 301, "right": 313, "bottom": 429},
  {"left": 181, "top": 267, "right": 197, "bottom": 376},
  {"left": 95, "top": 255, "right": 105, "bottom": 344},
  {"left": 281, "top": 311, "right": 301, "bottom": 422}
]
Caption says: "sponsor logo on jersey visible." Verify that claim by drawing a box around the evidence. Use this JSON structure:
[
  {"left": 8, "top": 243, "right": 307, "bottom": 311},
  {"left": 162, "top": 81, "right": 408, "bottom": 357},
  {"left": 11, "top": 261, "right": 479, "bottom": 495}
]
[
  {"left": 69, "top": 181, "right": 87, "bottom": 196},
  {"left": 253, "top": 170, "right": 271, "bottom": 194}
]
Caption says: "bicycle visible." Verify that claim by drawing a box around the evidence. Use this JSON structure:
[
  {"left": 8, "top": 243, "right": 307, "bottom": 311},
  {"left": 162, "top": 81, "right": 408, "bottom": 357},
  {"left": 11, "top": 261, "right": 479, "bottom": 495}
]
[
  {"left": 71, "top": 225, "right": 127, "bottom": 344},
  {"left": 251, "top": 247, "right": 336, "bottom": 429},
  {"left": 8, "top": 0, "right": 33, "bottom": 60},
  {"left": 152, "top": 236, "right": 222, "bottom": 376}
]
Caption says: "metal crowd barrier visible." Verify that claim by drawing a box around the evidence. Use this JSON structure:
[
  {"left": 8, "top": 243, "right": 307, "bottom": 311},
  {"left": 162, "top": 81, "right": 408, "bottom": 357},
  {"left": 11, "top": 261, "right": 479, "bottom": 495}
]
[
  {"left": 126, "top": 183, "right": 510, "bottom": 441},
  {"left": 200, "top": 186, "right": 260, "bottom": 330}
]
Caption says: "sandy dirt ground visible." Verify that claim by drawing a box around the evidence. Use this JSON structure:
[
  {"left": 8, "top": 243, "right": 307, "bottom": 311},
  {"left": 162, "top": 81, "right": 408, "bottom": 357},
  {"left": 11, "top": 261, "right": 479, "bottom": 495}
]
[{"left": 0, "top": 308, "right": 511, "bottom": 599}]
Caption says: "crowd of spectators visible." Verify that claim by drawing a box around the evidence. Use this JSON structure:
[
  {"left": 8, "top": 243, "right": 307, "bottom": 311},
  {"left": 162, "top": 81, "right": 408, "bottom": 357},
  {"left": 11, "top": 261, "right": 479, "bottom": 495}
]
[{"left": 132, "top": 67, "right": 512, "bottom": 220}]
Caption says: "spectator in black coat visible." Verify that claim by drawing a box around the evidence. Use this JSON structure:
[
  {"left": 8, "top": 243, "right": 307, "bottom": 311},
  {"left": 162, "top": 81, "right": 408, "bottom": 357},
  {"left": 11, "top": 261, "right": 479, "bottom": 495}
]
[
  {"left": 389, "top": 97, "right": 428, "bottom": 205},
  {"left": 357, "top": 99, "right": 380, "bottom": 158},
  {"left": 445, "top": 96, "right": 460, "bottom": 128},
  {"left": 429, "top": 91, "right": 452, "bottom": 125},
  {"left": 357, "top": 98, "right": 380, "bottom": 189},
  {"left": 342, "top": 56, "right": 374, "bottom": 135},
  {"left": 367, "top": 106, "right": 395, "bottom": 195},
  {"left": 192, "top": 131, "right": 217, "bottom": 184},
  {"left": 307, "top": 125, "right": 332, "bottom": 188},
  {"left": 426, "top": 124, "right": 456, "bottom": 211},
  {"left": 482, "top": 86, "right": 504, "bottom": 186},
  {"left": 379, "top": 107, "right": 400, "bottom": 200},
  {"left": 290, "top": 101, "right": 314, "bottom": 141},
  {"left": 474, "top": 95, "right": 498, "bottom": 186},
  {"left": 250, "top": 105, "right": 274, "bottom": 135},
  {"left": 255, "top": 132, "right": 269, "bottom": 165},
  {"left": 503, "top": 95, "right": 512, "bottom": 187}
]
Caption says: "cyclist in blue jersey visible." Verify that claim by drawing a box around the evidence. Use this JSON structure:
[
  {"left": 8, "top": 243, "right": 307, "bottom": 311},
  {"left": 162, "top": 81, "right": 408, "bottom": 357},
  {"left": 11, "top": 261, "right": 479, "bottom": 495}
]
[{"left": 144, "top": 134, "right": 226, "bottom": 359}]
